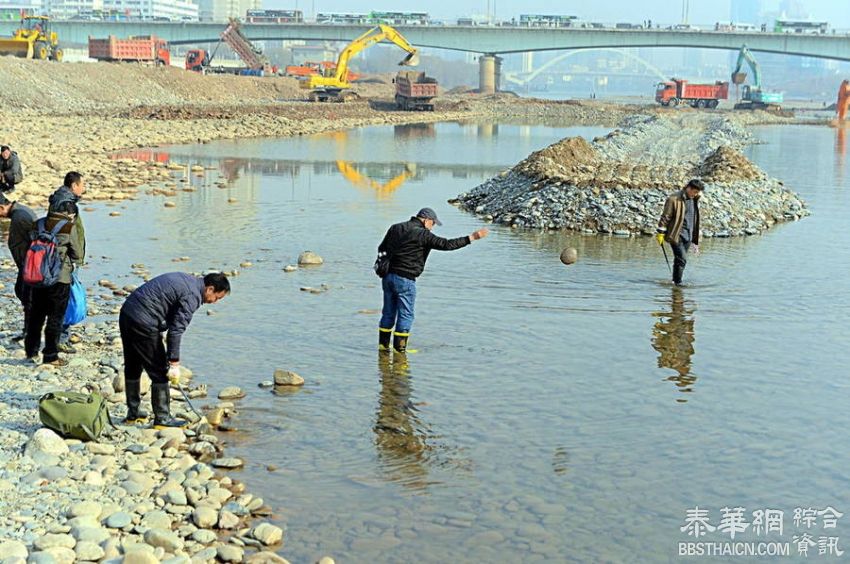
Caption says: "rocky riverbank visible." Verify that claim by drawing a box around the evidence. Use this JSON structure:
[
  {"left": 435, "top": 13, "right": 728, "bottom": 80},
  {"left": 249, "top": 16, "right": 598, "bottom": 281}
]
[
  {"left": 452, "top": 113, "right": 809, "bottom": 236},
  {"left": 0, "top": 258, "right": 313, "bottom": 564}
]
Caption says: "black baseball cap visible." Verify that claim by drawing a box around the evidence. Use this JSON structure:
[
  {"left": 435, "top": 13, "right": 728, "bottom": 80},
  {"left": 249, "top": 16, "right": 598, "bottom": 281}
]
[{"left": 416, "top": 207, "right": 442, "bottom": 226}]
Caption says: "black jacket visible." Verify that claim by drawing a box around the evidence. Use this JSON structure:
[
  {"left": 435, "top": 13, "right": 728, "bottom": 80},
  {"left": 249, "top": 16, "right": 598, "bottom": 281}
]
[
  {"left": 120, "top": 272, "right": 205, "bottom": 362},
  {"left": 378, "top": 217, "right": 470, "bottom": 280},
  {"left": 7, "top": 202, "right": 36, "bottom": 268},
  {"left": 0, "top": 151, "right": 23, "bottom": 187}
]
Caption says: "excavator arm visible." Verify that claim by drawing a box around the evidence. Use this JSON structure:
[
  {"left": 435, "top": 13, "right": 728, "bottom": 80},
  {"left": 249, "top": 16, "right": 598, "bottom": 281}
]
[
  {"left": 334, "top": 24, "right": 419, "bottom": 82},
  {"left": 731, "top": 44, "right": 761, "bottom": 87},
  {"left": 303, "top": 24, "right": 418, "bottom": 92}
]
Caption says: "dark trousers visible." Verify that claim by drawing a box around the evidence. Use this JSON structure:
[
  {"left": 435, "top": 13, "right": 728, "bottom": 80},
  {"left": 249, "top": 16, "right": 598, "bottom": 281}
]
[
  {"left": 25, "top": 282, "right": 70, "bottom": 362},
  {"left": 119, "top": 312, "right": 168, "bottom": 385},
  {"left": 14, "top": 269, "right": 32, "bottom": 333},
  {"left": 671, "top": 239, "right": 691, "bottom": 285}
]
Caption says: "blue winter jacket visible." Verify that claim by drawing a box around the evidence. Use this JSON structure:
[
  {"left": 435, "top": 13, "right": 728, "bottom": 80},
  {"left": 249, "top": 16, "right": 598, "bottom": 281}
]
[{"left": 120, "top": 272, "right": 205, "bottom": 361}]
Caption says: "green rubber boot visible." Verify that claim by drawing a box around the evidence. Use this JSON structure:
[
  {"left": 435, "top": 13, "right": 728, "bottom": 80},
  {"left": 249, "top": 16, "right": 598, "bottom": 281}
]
[{"left": 151, "top": 382, "right": 188, "bottom": 429}]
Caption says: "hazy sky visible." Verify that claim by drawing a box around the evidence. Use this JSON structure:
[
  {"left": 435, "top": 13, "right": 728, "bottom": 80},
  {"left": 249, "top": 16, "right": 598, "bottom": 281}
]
[{"left": 265, "top": 1, "right": 850, "bottom": 28}]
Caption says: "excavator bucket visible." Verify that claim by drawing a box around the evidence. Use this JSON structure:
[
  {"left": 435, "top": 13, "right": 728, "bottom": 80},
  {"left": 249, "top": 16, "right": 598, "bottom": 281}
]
[
  {"left": 399, "top": 51, "right": 419, "bottom": 67},
  {"left": 731, "top": 72, "right": 747, "bottom": 85},
  {"left": 0, "top": 38, "right": 33, "bottom": 58}
]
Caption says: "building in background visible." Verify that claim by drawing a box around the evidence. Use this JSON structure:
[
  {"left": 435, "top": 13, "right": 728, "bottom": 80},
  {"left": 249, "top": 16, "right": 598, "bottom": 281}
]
[
  {"left": 16, "top": 0, "right": 199, "bottom": 19},
  {"left": 103, "top": 0, "right": 198, "bottom": 20},
  {"left": 42, "top": 0, "right": 102, "bottom": 19},
  {"left": 0, "top": 0, "right": 44, "bottom": 18},
  {"left": 198, "top": 0, "right": 258, "bottom": 22}
]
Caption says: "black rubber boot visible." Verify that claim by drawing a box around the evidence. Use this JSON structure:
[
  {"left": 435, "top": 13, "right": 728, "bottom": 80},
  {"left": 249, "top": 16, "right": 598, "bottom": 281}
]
[
  {"left": 123, "top": 378, "right": 149, "bottom": 424},
  {"left": 393, "top": 333, "right": 409, "bottom": 354},
  {"left": 151, "top": 382, "right": 187, "bottom": 429},
  {"left": 379, "top": 328, "right": 392, "bottom": 351}
]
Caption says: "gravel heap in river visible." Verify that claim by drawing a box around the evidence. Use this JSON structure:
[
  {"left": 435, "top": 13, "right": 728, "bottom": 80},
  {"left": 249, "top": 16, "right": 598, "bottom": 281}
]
[{"left": 454, "top": 113, "right": 809, "bottom": 237}]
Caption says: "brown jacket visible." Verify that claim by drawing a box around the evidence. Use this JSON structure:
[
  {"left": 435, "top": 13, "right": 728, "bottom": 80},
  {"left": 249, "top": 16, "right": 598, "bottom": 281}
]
[{"left": 658, "top": 190, "right": 700, "bottom": 245}]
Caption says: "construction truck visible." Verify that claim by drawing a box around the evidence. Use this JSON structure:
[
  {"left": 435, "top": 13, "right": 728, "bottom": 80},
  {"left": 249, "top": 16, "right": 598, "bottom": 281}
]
[
  {"left": 89, "top": 35, "right": 170, "bottom": 66},
  {"left": 394, "top": 71, "right": 438, "bottom": 111},
  {"left": 186, "top": 18, "right": 275, "bottom": 75},
  {"left": 655, "top": 78, "right": 728, "bottom": 108},
  {"left": 731, "top": 45, "right": 784, "bottom": 110},
  {"left": 300, "top": 24, "right": 419, "bottom": 102},
  {"left": 0, "top": 15, "right": 62, "bottom": 61}
]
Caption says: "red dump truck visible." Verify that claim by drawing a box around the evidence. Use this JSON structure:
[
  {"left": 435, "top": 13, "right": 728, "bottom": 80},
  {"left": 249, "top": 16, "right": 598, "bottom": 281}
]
[
  {"left": 655, "top": 78, "right": 729, "bottom": 108},
  {"left": 394, "top": 71, "right": 438, "bottom": 111},
  {"left": 88, "top": 35, "right": 170, "bottom": 66}
]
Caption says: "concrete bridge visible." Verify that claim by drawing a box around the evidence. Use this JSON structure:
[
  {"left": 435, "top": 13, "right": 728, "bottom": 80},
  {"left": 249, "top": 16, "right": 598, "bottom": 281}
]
[{"left": 2, "top": 21, "right": 848, "bottom": 92}]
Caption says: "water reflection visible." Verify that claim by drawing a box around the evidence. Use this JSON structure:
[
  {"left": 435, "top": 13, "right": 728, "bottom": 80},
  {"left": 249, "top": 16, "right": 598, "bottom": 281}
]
[
  {"left": 373, "top": 354, "right": 473, "bottom": 492},
  {"left": 837, "top": 128, "right": 846, "bottom": 177},
  {"left": 651, "top": 287, "right": 697, "bottom": 402},
  {"left": 393, "top": 123, "right": 436, "bottom": 140},
  {"left": 552, "top": 446, "right": 570, "bottom": 475},
  {"left": 374, "top": 353, "right": 432, "bottom": 491},
  {"left": 335, "top": 161, "right": 415, "bottom": 199}
]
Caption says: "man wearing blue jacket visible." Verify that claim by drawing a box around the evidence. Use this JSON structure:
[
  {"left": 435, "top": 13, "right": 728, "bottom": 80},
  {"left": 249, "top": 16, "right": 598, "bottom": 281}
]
[{"left": 119, "top": 272, "right": 230, "bottom": 428}]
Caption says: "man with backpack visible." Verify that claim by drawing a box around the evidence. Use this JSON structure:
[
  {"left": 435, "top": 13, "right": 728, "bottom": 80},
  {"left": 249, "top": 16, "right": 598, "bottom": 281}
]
[
  {"left": 119, "top": 272, "right": 231, "bottom": 428},
  {"left": 48, "top": 171, "right": 86, "bottom": 354},
  {"left": 0, "top": 145, "right": 23, "bottom": 194},
  {"left": 24, "top": 204, "right": 85, "bottom": 366},
  {"left": 376, "top": 207, "right": 488, "bottom": 354},
  {"left": 0, "top": 195, "right": 37, "bottom": 340}
]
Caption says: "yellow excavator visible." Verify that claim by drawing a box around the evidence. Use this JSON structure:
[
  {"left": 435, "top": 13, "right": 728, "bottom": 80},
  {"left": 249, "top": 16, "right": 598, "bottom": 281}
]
[
  {"left": 300, "top": 24, "right": 419, "bottom": 102},
  {"left": 0, "top": 16, "right": 62, "bottom": 60}
]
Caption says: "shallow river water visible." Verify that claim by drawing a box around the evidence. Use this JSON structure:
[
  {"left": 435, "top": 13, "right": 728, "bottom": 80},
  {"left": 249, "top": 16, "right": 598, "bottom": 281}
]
[{"left": 81, "top": 121, "right": 850, "bottom": 562}]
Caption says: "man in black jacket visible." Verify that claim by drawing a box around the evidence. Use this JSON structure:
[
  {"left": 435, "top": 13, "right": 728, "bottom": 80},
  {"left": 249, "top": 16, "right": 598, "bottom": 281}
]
[
  {"left": 0, "top": 146, "right": 23, "bottom": 193},
  {"left": 119, "top": 272, "right": 230, "bottom": 428},
  {"left": 377, "top": 207, "right": 488, "bottom": 353},
  {"left": 0, "top": 195, "right": 36, "bottom": 339}
]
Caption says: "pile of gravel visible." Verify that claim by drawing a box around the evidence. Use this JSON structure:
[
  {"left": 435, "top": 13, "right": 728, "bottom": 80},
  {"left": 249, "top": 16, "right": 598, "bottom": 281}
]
[{"left": 453, "top": 113, "right": 808, "bottom": 237}]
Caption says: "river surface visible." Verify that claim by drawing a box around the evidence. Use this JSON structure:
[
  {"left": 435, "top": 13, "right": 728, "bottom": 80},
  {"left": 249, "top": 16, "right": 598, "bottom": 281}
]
[{"left": 81, "top": 121, "right": 850, "bottom": 562}]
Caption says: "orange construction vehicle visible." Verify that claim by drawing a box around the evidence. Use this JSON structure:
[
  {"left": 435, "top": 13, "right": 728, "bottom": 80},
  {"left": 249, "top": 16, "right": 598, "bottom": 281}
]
[
  {"left": 656, "top": 78, "right": 728, "bottom": 108},
  {"left": 89, "top": 35, "right": 170, "bottom": 66},
  {"left": 838, "top": 80, "right": 849, "bottom": 122},
  {"left": 186, "top": 18, "right": 275, "bottom": 75},
  {"left": 285, "top": 61, "right": 360, "bottom": 81}
]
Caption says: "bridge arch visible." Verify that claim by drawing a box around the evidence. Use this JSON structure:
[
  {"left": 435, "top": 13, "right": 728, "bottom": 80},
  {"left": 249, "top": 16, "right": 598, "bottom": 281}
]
[{"left": 504, "top": 48, "right": 668, "bottom": 86}]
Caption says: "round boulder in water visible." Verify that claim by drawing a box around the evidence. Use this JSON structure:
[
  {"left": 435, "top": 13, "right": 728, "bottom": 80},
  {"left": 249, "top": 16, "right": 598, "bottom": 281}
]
[
  {"left": 298, "top": 251, "right": 324, "bottom": 266},
  {"left": 560, "top": 248, "right": 578, "bottom": 265}
]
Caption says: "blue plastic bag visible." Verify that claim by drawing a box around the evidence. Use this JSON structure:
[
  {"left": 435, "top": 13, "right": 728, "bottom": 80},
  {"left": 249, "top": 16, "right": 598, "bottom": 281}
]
[{"left": 64, "top": 271, "right": 87, "bottom": 326}]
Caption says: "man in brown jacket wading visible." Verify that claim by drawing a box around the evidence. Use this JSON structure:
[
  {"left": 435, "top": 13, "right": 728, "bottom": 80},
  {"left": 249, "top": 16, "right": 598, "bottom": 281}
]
[{"left": 656, "top": 179, "right": 704, "bottom": 286}]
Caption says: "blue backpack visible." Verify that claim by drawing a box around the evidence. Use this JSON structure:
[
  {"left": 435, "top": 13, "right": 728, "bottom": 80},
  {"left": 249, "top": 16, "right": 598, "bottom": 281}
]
[{"left": 23, "top": 218, "right": 68, "bottom": 287}]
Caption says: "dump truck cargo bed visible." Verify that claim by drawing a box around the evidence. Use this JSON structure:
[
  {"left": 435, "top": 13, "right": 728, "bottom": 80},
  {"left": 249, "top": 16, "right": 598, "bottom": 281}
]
[
  {"left": 88, "top": 35, "right": 169, "bottom": 64},
  {"left": 395, "top": 71, "right": 438, "bottom": 111}
]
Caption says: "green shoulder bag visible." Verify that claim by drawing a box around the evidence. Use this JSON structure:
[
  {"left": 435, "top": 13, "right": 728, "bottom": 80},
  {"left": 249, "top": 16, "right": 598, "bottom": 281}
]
[{"left": 38, "top": 390, "right": 114, "bottom": 441}]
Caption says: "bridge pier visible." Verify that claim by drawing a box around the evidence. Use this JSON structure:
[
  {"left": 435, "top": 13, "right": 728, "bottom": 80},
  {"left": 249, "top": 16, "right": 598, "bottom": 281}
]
[{"left": 478, "top": 54, "right": 502, "bottom": 95}]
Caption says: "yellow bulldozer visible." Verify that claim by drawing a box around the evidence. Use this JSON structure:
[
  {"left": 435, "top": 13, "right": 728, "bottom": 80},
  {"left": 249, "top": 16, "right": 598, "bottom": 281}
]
[{"left": 0, "top": 16, "right": 63, "bottom": 61}]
